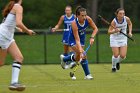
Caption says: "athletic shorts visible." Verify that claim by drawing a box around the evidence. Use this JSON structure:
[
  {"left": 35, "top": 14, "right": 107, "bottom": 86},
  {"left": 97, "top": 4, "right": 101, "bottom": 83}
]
[
  {"left": 110, "top": 39, "right": 127, "bottom": 47},
  {"left": 0, "top": 34, "right": 15, "bottom": 49},
  {"left": 62, "top": 31, "right": 69, "bottom": 45}
]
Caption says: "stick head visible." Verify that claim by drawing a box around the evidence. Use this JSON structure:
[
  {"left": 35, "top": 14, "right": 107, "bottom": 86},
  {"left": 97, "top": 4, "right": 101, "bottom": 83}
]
[
  {"left": 98, "top": 15, "right": 102, "bottom": 19},
  {"left": 70, "top": 72, "right": 74, "bottom": 77},
  {"left": 98, "top": 15, "right": 111, "bottom": 26}
]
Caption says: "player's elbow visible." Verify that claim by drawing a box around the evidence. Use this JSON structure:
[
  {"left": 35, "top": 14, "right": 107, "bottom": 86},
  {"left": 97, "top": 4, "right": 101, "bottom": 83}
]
[{"left": 16, "top": 21, "right": 23, "bottom": 28}]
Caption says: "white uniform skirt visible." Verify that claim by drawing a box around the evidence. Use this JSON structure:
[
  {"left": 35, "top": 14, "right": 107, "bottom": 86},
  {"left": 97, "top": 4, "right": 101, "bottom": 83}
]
[
  {"left": 0, "top": 25, "right": 15, "bottom": 49},
  {"left": 110, "top": 39, "right": 127, "bottom": 47},
  {"left": 0, "top": 34, "right": 15, "bottom": 49}
]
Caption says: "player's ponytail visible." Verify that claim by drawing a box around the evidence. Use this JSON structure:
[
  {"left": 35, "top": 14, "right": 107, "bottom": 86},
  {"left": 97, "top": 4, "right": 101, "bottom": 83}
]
[
  {"left": 2, "top": 0, "right": 19, "bottom": 17},
  {"left": 75, "top": 6, "right": 86, "bottom": 16}
]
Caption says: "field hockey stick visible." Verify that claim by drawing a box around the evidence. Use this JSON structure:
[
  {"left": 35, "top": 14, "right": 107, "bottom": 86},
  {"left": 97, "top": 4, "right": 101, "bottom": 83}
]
[
  {"left": 69, "top": 44, "right": 91, "bottom": 77},
  {"left": 98, "top": 15, "right": 135, "bottom": 42},
  {"left": 49, "top": 26, "right": 69, "bottom": 32}
]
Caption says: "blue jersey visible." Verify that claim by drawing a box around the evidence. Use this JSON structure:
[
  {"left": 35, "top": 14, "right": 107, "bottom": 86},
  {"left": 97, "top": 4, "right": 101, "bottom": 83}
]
[
  {"left": 62, "top": 14, "right": 75, "bottom": 45},
  {"left": 69, "top": 18, "right": 89, "bottom": 46}
]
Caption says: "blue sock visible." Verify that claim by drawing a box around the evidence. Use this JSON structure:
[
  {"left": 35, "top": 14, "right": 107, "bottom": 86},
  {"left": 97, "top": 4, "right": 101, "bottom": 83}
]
[
  {"left": 63, "top": 54, "right": 75, "bottom": 62},
  {"left": 81, "top": 59, "right": 90, "bottom": 76}
]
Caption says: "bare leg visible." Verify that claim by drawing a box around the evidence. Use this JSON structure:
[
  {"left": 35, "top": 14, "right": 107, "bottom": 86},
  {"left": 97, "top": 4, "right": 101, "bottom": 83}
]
[
  {"left": 0, "top": 48, "right": 7, "bottom": 66},
  {"left": 8, "top": 41, "right": 23, "bottom": 63},
  {"left": 119, "top": 46, "right": 127, "bottom": 62},
  {"left": 8, "top": 41, "right": 25, "bottom": 91}
]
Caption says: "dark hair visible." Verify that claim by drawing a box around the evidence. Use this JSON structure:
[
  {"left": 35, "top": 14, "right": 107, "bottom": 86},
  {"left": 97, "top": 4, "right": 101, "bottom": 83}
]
[
  {"left": 2, "top": 0, "right": 20, "bottom": 17},
  {"left": 115, "top": 8, "right": 124, "bottom": 16},
  {"left": 65, "top": 5, "right": 72, "bottom": 9},
  {"left": 75, "top": 6, "right": 86, "bottom": 16}
]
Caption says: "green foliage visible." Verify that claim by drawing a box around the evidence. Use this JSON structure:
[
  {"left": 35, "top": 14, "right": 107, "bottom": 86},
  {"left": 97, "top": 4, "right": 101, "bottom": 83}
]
[{"left": 0, "top": 0, "right": 140, "bottom": 28}]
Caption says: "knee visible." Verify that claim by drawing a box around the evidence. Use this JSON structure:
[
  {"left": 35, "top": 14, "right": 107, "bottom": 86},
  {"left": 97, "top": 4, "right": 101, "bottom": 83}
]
[
  {"left": 82, "top": 52, "right": 87, "bottom": 59},
  {"left": 0, "top": 61, "right": 4, "bottom": 67},
  {"left": 14, "top": 55, "right": 24, "bottom": 63},
  {"left": 120, "top": 55, "right": 126, "bottom": 59},
  {"left": 74, "top": 54, "right": 81, "bottom": 61},
  {"left": 74, "top": 51, "right": 81, "bottom": 61},
  {"left": 113, "top": 55, "right": 119, "bottom": 58},
  {"left": 0, "top": 63, "right": 4, "bottom": 67}
]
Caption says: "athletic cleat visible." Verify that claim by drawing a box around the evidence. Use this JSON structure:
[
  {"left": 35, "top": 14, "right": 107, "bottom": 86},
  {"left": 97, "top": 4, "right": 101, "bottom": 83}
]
[
  {"left": 9, "top": 83, "right": 26, "bottom": 91},
  {"left": 84, "top": 74, "right": 93, "bottom": 80},
  {"left": 112, "top": 68, "right": 116, "bottom": 72},
  {"left": 60, "top": 54, "right": 69, "bottom": 69},
  {"left": 116, "top": 63, "right": 120, "bottom": 70}
]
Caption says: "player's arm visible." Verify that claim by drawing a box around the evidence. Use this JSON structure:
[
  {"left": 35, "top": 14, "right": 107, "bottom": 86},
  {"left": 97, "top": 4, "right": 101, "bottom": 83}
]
[
  {"left": 16, "top": 27, "right": 23, "bottom": 32},
  {"left": 14, "top": 5, "right": 35, "bottom": 35},
  {"left": 71, "top": 21, "right": 83, "bottom": 53},
  {"left": 108, "top": 20, "right": 120, "bottom": 35},
  {"left": 126, "top": 16, "right": 132, "bottom": 37},
  {"left": 74, "top": 15, "right": 76, "bottom": 19},
  {"left": 52, "top": 15, "right": 64, "bottom": 32},
  {"left": 87, "top": 16, "right": 98, "bottom": 45}
]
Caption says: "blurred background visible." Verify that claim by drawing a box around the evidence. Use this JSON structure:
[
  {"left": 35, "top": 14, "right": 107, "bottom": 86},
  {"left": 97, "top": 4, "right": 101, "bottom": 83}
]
[{"left": 0, "top": 0, "right": 140, "bottom": 64}]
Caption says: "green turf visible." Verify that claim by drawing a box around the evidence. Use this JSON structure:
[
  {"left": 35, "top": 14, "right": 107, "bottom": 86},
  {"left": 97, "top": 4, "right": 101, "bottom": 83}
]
[{"left": 0, "top": 64, "right": 140, "bottom": 93}]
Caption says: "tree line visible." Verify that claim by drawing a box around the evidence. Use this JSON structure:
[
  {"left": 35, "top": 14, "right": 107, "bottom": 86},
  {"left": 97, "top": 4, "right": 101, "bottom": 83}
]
[{"left": 0, "top": 0, "right": 139, "bottom": 29}]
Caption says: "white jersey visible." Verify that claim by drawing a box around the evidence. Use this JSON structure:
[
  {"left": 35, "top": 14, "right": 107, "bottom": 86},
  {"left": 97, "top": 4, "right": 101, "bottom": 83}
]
[
  {"left": 110, "top": 16, "right": 128, "bottom": 47},
  {"left": 0, "top": 4, "right": 19, "bottom": 40},
  {"left": 0, "top": 4, "right": 19, "bottom": 49},
  {"left": 110, "top": 16, "right": 128, "bottom": 42}
]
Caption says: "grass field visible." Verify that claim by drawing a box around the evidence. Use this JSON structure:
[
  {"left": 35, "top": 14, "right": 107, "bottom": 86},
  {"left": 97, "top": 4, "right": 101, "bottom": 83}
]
[{"left": 0, "top": 64, "right": 140, "bottom": 93}]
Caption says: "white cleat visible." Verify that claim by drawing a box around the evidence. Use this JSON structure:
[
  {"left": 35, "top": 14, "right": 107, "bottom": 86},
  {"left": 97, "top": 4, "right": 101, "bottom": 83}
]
[
  {"left": 84, "top": 74, "right": 93, "bottom": 80},
  {"left": 60, "top": 54, "right": 69, "bottom": 69}
]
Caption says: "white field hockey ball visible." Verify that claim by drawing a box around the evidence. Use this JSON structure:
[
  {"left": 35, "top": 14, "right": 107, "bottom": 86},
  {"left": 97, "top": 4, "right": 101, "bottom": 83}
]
[{"left": 72, "top": 76, "right": 76, "bottom": 80}]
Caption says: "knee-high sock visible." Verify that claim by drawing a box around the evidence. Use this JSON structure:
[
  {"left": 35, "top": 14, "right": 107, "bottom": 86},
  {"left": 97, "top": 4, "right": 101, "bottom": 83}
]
[
  {"left": 112, "top": 56, "right": 119, "bottom": 68},
  {"left": 81, "top": 59, "right": 90, "bottom": 76},
  {"left": 11, "top": 62, "right": 21, "bottom": 84}
]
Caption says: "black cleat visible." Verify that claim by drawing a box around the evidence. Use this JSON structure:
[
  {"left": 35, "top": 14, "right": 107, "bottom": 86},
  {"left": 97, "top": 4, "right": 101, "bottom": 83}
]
[
  {"left": 116, "top": 63, "right": 120, "bottom": 70},
  {"left": 112, "top": 68, "right": 116, "bottom": 72}
]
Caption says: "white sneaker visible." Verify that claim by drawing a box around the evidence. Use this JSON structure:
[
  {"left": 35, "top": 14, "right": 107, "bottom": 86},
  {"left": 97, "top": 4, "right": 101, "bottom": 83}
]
[
  {"left": 84, "top": 74, "right": 93, "bottom": 80},
  {"left": 60, "top": 54, "right": 69, "bottom": 69},
  {"left": 69, "top": 62, "right": 76, "bottom": 69}
]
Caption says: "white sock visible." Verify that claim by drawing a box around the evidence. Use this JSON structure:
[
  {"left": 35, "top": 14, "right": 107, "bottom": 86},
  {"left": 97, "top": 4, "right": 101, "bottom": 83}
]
[
  {"left": 11, "top": 62, "right": 21, "bottom": 84},
  {"left": 112, "top": 56, "right": 119, "bottom": 68}
]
